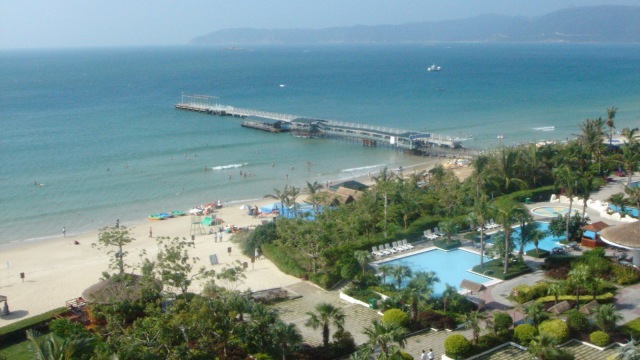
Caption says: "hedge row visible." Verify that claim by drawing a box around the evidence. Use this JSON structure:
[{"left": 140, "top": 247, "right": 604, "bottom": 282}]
[
  {"left": 0, "top": 307, "right": 67, "bottom": 346},
  {"left": 535, "top": 292, "right": 614, "bottom": 304},
  {"left": 261, "top": 243, "right": 307, "bottom": 279}
]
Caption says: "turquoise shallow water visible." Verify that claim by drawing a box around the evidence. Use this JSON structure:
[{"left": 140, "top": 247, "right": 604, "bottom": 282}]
[{"left": 1, "top": 44, "right": 640, "bottom": 245}]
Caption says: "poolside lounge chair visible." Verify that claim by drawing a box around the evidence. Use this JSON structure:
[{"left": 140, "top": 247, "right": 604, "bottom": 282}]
[
  {"left": 377, "top": 245, "right": 391, "bottom": 256},
  {"left": 371, "top": 246, "right": 384, "bottom": 257},
  {"left": 396, "top": 240, "right": 411, "bottom": 251},
  {"left": 384, "top": 243, "right": 398, "bottom": 254},
  {"left": 392, "top": 241, "right": 407, "bottom": 252},
  {"left": 424, "top": 229, "right": 438, "bottom": 240},
  {"left": 433, "top": 227, "right": 444, "bottom": 237},
  {"left": 402, "top": 239, "right": 414, "bottom": 249}
]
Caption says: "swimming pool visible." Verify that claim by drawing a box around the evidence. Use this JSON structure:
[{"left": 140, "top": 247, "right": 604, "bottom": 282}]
[
  {"left": 496, "top": 222, "right": 564, "bottom": 252},
  {"left": 609, "top": 204, "right": 639, "bottom": 218},
  {"left": 530, "top": 206, "right": 570, "bottom": 218},
  {"left": 376, "top": 248, "right": 493, "bottom": 296}
]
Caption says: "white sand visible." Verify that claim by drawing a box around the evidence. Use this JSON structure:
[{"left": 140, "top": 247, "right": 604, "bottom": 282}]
[
  {"left": 0, "top": 156, "right": 468, "bottom": 326},
  {"left": 0, "top": 199, "right": 299, "bottom": 325}
]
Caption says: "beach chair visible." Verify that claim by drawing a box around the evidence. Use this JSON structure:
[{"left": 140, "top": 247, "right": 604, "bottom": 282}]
[
  {"left": 433, "top": 227, "right": 444, "bottom": 237},
  {"left": 384, "top": 243, "right": 398, "bottom": 254},
  {"left": 392, "top": 241, "right": 405, "bottom": 252},
  {"left": 371, "top": 246, "right": 383, "bottom": 257},
  {"left": 377, "top": 245, "right": 391, "bottom": 256},
  {"left": 402, "top": 239, "right": 414, "bottom": 249},
  {"left": 397, "top": 240, "right": 410, "bottom": 251}
]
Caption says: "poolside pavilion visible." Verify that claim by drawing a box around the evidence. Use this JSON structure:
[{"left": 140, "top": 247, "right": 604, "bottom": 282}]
[
  {"left": 599, "top": 221, "right": 640, "bottom": 267},
  {"left": 580, "top": 221, "right": 610, "bottom": 248}
]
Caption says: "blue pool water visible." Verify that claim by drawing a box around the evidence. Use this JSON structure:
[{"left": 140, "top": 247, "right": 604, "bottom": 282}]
[
  {"left": 609, "top": 204, "right": 639, "bottom": 218},
  {"left": 500, "top": 222, "right": 563, "bottom": 252},
  {"left": 378, "top": 249, "right": 492, "bottom": 296},
  {"left": 530, "top": 206, "right": 570, "bottom": 218}
]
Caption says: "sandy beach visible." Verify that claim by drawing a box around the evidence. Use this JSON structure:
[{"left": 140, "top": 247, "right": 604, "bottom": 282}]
[{"left": 0, "top": 156, "right": 469, "bottom": 326}]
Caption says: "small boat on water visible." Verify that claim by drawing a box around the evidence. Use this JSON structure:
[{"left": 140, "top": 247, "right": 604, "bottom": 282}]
[{"left": 427, "top": 64, "right": 442, "bottom": 72}]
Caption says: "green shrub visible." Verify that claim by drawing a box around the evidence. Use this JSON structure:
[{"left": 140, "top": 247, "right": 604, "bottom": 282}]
[
  {"left": 514, "top": 324, "right": 538, "bottom": 345},
  {"left": 535, "top": 292, "right": 614, "bottom": 304},
  {"left": 539, "top": 319, "right": 570, "bottom": 343},
  {"left": 261, "top": 244, "right": 307, "bottom": 278},
  {"left": 476, "top": 334, "right": 502, "bottom": 350},
  {"left": 343, "top": 287, "right": 381, "bottom": 303},
  {"left": 381, "top": 309, "right": 409, "bottom": 328},
  {"left": 434, "top": 239, "right": 461, "bottom": 250},
  {"left": 444, "top": 334, "right": 471, "bottom": 357},
  {"left": 567, "top": 312, "right": 591, "bottom": 334},
  {"left": 543, "top": 255, "right": 577, "bottom": 270},
  {"left": 526, "top": 249, "right": 549, "bottom": 258},
  {"left": 240, "top": 222, "right": 276, "bottom": 256},
  {"left": 49, "top": 318, "right": 91, "bottom": 339},
  {"left": 309, "top": 271, "right": 341, "bottom": 289},
  {"left": 612, "top": 264, "right": 640, "bottom": 285},
  {"left": 512, "top": 282, "right": 550, "bottom": 303},
  {"left": 589, "top": 331, "right": 610, "bottom": 347},
  {"left": 340, "top": 261, "right": 360, "bottom": 280},
  {"left": 493, "top": 312, "right": 513, "bottom": 335},
  {"left": 620, "top": 318, "right": 640, "bottom": 339}
]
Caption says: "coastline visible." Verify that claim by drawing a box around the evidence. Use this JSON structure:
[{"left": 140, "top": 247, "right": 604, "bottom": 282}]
[{"left": 0, "top": 156, "right": 469, "bottom": 326}]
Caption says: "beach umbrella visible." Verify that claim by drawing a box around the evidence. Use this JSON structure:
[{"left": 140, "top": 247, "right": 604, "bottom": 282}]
[{"left": 599, "top": 221, "right": 640, "bottom": 267}]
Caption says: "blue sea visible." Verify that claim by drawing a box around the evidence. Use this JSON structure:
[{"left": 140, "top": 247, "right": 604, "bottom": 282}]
[{"left": 2, "top": 44, "right": 640, "bottom": 245}]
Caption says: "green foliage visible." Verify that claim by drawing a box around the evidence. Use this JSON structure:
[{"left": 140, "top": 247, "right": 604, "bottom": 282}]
[
  {"left": 472, "top": 258, "right": 531, "bottom": 280},
  {"left": 261, "top": 243, "right": 307, "bottom": 278},
  {"left": 548, "top": 213, "right": 588, "bottom": 242},
  {"left": 538, "top": 319, "right": 570, "bottom": 343},
  {"left": 343, "top": 287, "right": 382, "bottom": 303},
  {"left": 612, "top": 264, "right": 640, "bottom": 285},
  {"left": 543, "top": 255, "right": 578, "bottom": 270},
  {"left": 535, "top": 292, "right": 614, "bottom": 304},
  {"left": 309, "top": 271, "right": 342, "bottom": 289},
  {"left": 433, "top": 239, "right": 461, "bottom": 250},
  {"left": 526, "top": 248, "right": 550, "bottom": 258},
  {"left": 444, "top": 334, "right": 471, "bottom": 357},
  {"left": 567, "top": 312, "right": 591, "bottom": 334},
  {"left": 0, "top": 307, "right": 67, "bottom": 346},
  {"left": 476, "top": 334, "right": 503, "bottom": 351},
  {"left": 512, "top": 282, "right": 550, "bottom": 303},
  {"left": 492, "top": 312, "right": 513, "bottom": 335},
  {"left": 502, "top": 186, "right": 555, "bottom": 203},
  {"left": 589, "top": 331, "right": 610, "bottom": 347},
  {"left": 381, "top": 309, "right": 409, "bottom": 328},
  {"left": 240, "top": 222, "right": 277, "bottom": 256},
  {"left": 340, "top": 260, "right": 360, "bottom": 280},
  {"left": 619, "top": 318, "right": 640, "bottom": 339},
  {"left": 48, "top": 318, "right": 91, "bottom": 340},
  {"left": 514, "top": 324, "right": 538, "bottom": 345}
]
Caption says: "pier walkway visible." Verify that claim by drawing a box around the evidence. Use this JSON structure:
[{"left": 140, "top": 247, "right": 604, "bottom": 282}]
[{"left": 175, "top": 94, "right": 465, "bottom": 150}]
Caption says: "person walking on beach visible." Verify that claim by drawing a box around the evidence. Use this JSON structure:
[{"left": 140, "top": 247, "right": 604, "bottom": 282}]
[
  {"left": 62, "top": 227, "right": 66, "bottom": 237},
  {"left": 116, "top": 219, "right": 120, "bottom": 228},
  {"left": 214, "top": 233, "right": 218, "bottom": 242},
  {"left": 149, "top": 227, "right": 153, "bottom": 238}
]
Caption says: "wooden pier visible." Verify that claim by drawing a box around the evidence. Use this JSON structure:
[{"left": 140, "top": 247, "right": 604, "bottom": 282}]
[{"left": 175, "top": 94, "right": 465, "bottom": 150}]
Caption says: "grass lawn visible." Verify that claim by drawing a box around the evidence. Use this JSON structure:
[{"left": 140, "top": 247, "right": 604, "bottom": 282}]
[
  {"left": 472, "top": 259, "right": 531, "bottom": 280},
  {"left": 0, "top": 340, "right": 32, "bottom": 360}
]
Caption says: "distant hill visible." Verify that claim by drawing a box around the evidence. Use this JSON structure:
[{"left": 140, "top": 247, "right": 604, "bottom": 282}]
[{"left": 190, "top": 6, "right": 640, "bottom": 45}]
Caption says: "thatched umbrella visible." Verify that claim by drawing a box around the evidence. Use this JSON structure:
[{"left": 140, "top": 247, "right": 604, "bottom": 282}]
[
  {"left": 82, "top": 274, "right": 160, "bottom": 305},
  {"left": 599, "top": 221, "right": 640, "bottom": 267}
]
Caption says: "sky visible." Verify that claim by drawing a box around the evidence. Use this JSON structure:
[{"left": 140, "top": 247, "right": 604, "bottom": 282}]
[{"left": 0, "top": 1, "right": 637, "bottom": 49}]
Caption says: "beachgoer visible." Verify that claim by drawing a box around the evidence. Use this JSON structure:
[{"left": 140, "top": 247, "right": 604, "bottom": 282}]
[
  {"left": 428, "top": 349, "right": 434, "bottom": 360},
  {"left": 254, "top": 247, "right": 259, "bottom": 259},
  {"left": 421, "top": 350, "right": 427, "bottom": 360},
  {"left": 219, "top": 233, "right": 223, "bottom": 241},
  {"left": 62, "top": 227, "right": 66, "bottom": 237},
  {"left": 214, "top": 233, "right": 218, "bottom": 242},
  {"left": 271, "top": 162, "right": 275, "bottom": 167},
  {"left": 116, "top": 219, "right": 120, "bottom": 228},
  {"left": 149, "top": 227, "right": 153, "bottom": 237},
  {"left": 73, "top": 240, "right": 80, "bottom": 245}
]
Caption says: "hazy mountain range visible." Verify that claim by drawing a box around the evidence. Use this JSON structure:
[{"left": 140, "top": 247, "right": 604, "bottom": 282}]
[{"left": 190, "top": 6, "right": 640, "bottom": 45}]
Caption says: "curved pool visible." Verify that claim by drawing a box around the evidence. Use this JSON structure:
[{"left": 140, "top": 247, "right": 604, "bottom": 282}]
[{"left": 530, "top": 206, "right": 570, "bottom": 217}]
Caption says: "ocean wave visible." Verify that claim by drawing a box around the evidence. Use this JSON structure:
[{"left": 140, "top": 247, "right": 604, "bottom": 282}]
[
  {"left": 211, "top": 163, "right": 248, "bottom": 170},
  {"left": 532, "top": 126, "right": 555, "bottom": 132},
  {"left": 341, "top": 164, "right": 386, "bottom": 173}
]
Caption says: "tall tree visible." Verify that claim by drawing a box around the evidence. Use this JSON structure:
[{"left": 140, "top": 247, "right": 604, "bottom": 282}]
[
  {"left": 523, "top": 302, "right": 549, "bottom": 328},
  {"left": 528, "top": 332, "right": 562, "bottom": 360},
  {"left": 155, "top": 236, "right": 213, "bottom": 297},
  {"left": 515, "top": 213, "right": 545, "bottom": 257},
  {"left": 620, "top": 144, "right": 640, "bottom": 186},
  {"left": 493, "top": 200, "right": 527, "bottom": 274},
  {"left": 94, "top": 225, "right": 136, "bottom": 276},
  {"left": 389, "top": 264, "right": 412, "bottom": 290},
  {"left": 569, "top": 264, "right": 589, "bottom": 308},
  {"left": 272, "top": 321, "right": 303, "bottom": 360},
  {"left": 472, "top": 194, "right": 492, "bottom": 268},
  {"left": 305, "top": 303, "right": 346, "bottom": 347},
  {"left": 264, "top": 186, "right": 290, "bottom": 217},
  {"left": 463, "top": 311, "right": 486, "bottom": 345},
  {"left": 553, "top": 165, "right": 578, "bottom": 242},
  {"left": 606, "top": 106, "right": 618, "bottom": 147},
  {"left": 405, "top": 271, "right": 440, "bottom": 321},
  {"left": 304, "top": 180, "right": 325, "bottom": 215},
  {"left": 354, "top": 250, "right": 373, "bottom": 276},
  {"left": 579, "top": 117, "right": 605, "bottom": 174}
]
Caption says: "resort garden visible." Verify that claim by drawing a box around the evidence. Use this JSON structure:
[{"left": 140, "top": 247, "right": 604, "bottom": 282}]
[{"left": 2, "top": 115, "right": 640, "bottom": 359}]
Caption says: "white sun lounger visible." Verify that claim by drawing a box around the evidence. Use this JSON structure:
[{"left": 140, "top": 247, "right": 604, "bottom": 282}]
[
  {"left": 384, "top": 243, "right": 398, "bottom": 254},
  {"left": 402, "top": 239, "right": 414, "bottom": 249},
  {"left": 378, "top": 245, "right": 391, "bottom": 255},
  {"left": 371, "top": 246, "right": 384, "bottom": 257},
  {"left": 392, "top": 241, "right": 406, "bottom": 252}
]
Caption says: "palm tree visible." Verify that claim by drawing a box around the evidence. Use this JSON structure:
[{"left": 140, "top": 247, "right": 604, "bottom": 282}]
[
  {"left": 523, "top": 302, "right": 549, "bottom": 328},
  {"left": 373, "top": 167, "right": 395, "bottom": 237},
  {"left": 305, "top": 303, "right": 346, "bottom": 347},
  {"left": 463, "top": 310, "right": 486, "bottom": 345},
  {"left": 569, "top": 264, "right": 589, "bottom": 308},
  {"left": 363, "top": 320, "right": 407, "bottom": 358},
  {"left": 378, "top": 264, "right": 393, "bottom": 285},
  {"left": 609, "top": 192, "right": 627, "bottom": 216},
  {"left": 26, "top": 330, "right": 91, "bottom": 360},
  {"left": 528, "top": 332, "right": 562, "bottom": 360},
  {"left": 580, "top": 117, "right": 605, "bottom": 174},
  {"left": 287, "top": 185, "right": 301, "bottom": 217},
  {"left": 553, "top": 165, "right": 578, "bottom": 242},
  {"left": 354, "top": 250, "right": 373, "bottom": 276},
  {"left": 606, "top": 106, "right": 618, "bottom": 147},
  {"left": 272, "top": 322, "right": 303, "bottom": 360},
  {"left": 264, "top": 186, "right": 290, "bottom": 217},
  {"left": 389, "top": 265, "right": 412, "bottom": 290},
  {"left": 620, "top": 144, "right": 640, "bottom": 186},
  {"left": 405, "top": 271, "right": 440, "bottom": 321},
  {"left": 515, "top": 212, "right": 545, "bottom": 257},
  {"left": 438, "top": 220, "right": 458, "bottom": 243},
  {"left": 304, "top": 181, "right": 324, "bottom": 214},
  {"left": 621, "top": 127, "right": 640, "bottom": 148},
  {"left": 594, "top": 303, "right": 623, "bottom": 332},
  {"left": 546, "top": 282, "right": 564, "bottom": 306},
  {"left": 473, "top": 194, "right": 491, "bottom": 268},
  {"left": 625, "top": 185, "right": 640, "bottom": 214},
  {"left": 493, "top": 200, "right": 528, "bottom": 274}
]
